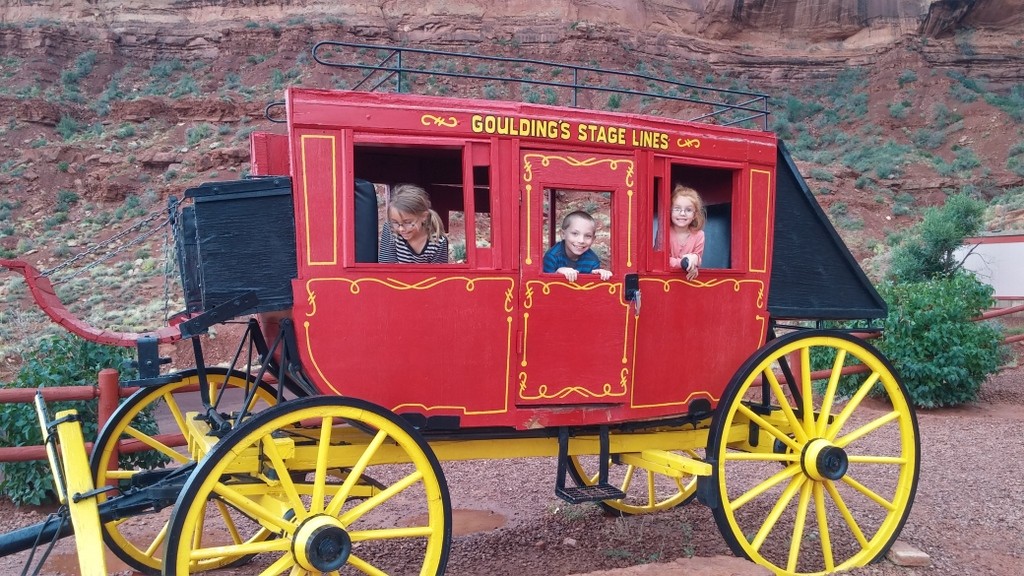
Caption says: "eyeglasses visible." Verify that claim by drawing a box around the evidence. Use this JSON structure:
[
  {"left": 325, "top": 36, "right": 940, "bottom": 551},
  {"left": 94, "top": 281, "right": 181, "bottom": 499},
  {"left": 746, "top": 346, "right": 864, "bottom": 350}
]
[
  {"left": 389, "top": 220, "right": 420, "bottom": 230},
  {"left": 671, "top": 207, "right": 696, "bottom": 215}
]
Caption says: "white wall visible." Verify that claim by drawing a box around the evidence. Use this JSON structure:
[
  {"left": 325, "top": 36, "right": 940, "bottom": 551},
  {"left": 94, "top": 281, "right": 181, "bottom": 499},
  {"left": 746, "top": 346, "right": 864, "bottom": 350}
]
[{"left": 956, "top": 236, "right": 1024, "bottom": 300}]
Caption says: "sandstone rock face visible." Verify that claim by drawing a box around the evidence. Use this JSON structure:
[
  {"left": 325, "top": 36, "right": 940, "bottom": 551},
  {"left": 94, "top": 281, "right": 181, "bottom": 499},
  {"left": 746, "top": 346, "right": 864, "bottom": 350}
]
[{"left": 0, "top": 0, "right": 1020, "bottom": 45}]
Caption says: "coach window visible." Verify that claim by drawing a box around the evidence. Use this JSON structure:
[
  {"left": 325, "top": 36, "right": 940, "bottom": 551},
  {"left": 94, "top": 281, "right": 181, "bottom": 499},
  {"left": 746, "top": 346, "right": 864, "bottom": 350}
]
[
  {"left": 352, "top": 143, "right": 491, "bottom": 266},
  {"left": 542, "top": 188, "right": 613, "bottom": 274},
  {"left": 652, "top": 165, "right": 734, "bottom": 271}
]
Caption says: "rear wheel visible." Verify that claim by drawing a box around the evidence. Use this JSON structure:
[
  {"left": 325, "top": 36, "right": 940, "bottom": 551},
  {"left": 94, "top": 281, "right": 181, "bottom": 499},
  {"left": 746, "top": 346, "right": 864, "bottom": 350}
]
[
  {"left": 164, "top": 396, "right": 451, "bottom": 575},
  {"left": 706, "top": 330, "right": 919, "bottom": 575},
  {"left": 90, "top": 368, "right": 278, "bottom": 574},
  {"left": 568, "top": 450, "right": 701, "bottom": 515}
]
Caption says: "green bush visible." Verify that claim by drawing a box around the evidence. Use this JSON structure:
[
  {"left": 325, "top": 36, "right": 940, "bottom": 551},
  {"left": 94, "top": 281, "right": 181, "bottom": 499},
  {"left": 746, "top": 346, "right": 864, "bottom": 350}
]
[
  {"left": 0, "top": 335, "right": 166, "bottom": 505},
  {"left": 889, "top": 193, "right": 985, "bottom": 281},
  {"left": 875, "top": 273, "right": 1002, "bottom": 407},
  {"left": 875, "top": 193, "right": 1003, "bottom": 407},
  {"left": 56, "top": 114, "right": 80, "bottom": 140},
  {"left": 897, "top": 70, "right": 917, "bottom": 88}
]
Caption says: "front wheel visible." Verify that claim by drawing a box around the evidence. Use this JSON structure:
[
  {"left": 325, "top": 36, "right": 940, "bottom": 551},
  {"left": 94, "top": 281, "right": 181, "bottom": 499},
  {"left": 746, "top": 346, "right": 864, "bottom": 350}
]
[
  {"left": 706, "top": 330, "right": 919, "bottom": 575},
  {"left": 163, "top": 396, "right": 451, "bottom": 575}
]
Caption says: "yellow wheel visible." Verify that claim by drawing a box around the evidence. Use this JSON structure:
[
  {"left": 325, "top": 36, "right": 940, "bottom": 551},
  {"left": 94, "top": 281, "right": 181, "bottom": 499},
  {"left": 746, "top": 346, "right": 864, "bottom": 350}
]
[
  {"left": 706, "top": 330, "right": 919, "bottom": 575},
  {"left": 163, "top": 396, "right": 451, "bottom": 575},
  {"left": 567, "top": 449, "right": 702, "bottom": 515},
  {"left": 89, "top": 368, "right": 278, "bottom": 574}
]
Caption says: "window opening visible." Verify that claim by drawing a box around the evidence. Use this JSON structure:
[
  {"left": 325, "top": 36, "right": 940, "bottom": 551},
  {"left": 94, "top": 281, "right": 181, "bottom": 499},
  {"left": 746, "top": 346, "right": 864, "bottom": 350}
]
[
  {"left": 353, "top": 144, "right": 466, "bottom": 264},
  {"left": 541, "top": 188, "right": 613, "bottom": 271},
  {"left": 665, "top": 165, "right": 735, "bottom": 270}
]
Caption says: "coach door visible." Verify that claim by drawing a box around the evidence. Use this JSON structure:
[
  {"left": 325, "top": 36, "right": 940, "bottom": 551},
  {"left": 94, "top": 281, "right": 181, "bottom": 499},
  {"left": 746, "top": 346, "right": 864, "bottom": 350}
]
[{"left": 516, "top": 150, "right": 637, "bottom": 407}]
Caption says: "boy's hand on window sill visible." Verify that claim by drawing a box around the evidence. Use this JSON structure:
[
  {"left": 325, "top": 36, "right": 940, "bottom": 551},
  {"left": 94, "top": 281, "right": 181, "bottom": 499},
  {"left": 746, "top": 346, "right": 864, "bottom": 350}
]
[
  {"left": 594, "top": 268, "right": 612, "bottom": 281},
  {"left": 556, "top": 267, "right": 579, "bottom": 282}
]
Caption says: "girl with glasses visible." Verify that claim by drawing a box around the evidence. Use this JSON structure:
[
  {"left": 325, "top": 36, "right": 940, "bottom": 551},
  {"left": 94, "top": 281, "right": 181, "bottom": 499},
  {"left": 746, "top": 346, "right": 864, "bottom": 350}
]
[
  {"left": 665, "top": 184, "right": 706, "bottom": 280},
  {"left": 378, "top": 184, "right": 449, "bottom": 263}
]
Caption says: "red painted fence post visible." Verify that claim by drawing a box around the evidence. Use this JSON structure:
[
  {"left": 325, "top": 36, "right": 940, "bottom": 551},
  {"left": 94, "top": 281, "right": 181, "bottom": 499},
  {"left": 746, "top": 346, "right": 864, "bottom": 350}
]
[{"left": 97, "top": 368, "right": 120, "bottom": 481}]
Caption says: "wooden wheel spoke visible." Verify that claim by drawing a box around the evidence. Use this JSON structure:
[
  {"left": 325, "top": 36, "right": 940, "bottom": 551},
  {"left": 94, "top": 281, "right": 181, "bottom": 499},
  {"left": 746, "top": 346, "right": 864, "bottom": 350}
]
[
  {"left": 214, "top": 499, "right": 246, "bottom": 545},
  {"left": 813, "top": 482, "right": 835, "bottom": 572},
  {"left": 261, "top": 436, "right": 307, "bottom": 516},
  {"left": 723, "top": 451, "right": 799, "bottom": 463},
  {"left": 751, "top": 474, "right": 806, "bottom": 552},
  {"left": 259, "top": 551, "right": 297, "bottom": 575},
  {"left": 324, "top": 429, "right": 389, "bottom": 517},
  {"left": 787, "top": 479, "right": 814, "bottom": 573},
  {"left": 799, "top": 347, "right": 816, "bottom": 433},
  {"left": 339, "top": 469, "right": 424, "bottom": 526},
  {"left": 763, "top": 368, "right": 810, "bottom": 442},
  {"left": 349, "top": 525, "right": 436, "bottom": 542},
  {"left": 646, "top": 470, "right": 656, "bottom": 507},
  {"left": 824, "top": 480, "right": 870, "bottom": 548},
  {"left": 836, "top": 411, "right": 901, "bottom": 448},
  {"left": 190, "top": 538, "right": 290, "bottom": 561},
  {"left": 620, "top": 464, "right": 635, "bottom": 492},
  {"left": 161, "top": 392, "right": 187, "bottom": 434},
  {"left": 123, "top": 425, "right": 189, "bottom": 463},
  {"left": 847, "top": 454, "right": 906, "bottom": 465},
  {"left": 311, "top": 416, "right": 334, "bottom": 514},
  {"left": 143, "top": 521, "right": 169, "bottom": 557},
  {"left": 841, "top": 473, "right": 896, "bottom": 511},
  {"left": 736, "top": 403, "right": 802, "bottom": 453},
  {"left": 728, "top": 464, "right": 801, "bottom": 511},
  {"left": 347, "top": 553, "right": 389, "bottom": 576},
  {"left": 211, "top": 481, "right": 295, "bottom": 534},
  {"left": 826, "top": 372, "right": 881, "bottom": 438},
  {"left": 817, "top": 349, "right": 847, "bottom": 437}
]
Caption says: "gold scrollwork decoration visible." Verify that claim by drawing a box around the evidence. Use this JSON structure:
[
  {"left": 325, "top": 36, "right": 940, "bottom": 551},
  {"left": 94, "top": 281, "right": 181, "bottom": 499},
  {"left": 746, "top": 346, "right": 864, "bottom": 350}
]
[
  {"left": 518, "top": 377, "right": 627, "bottom": 401},
  {"left": 305, "top": 289, "right": 317, "bottom": 317},
  {"left": 504, "top": 287, "right": 515, "bottom": 312},
  {"left": 677, "top": 138, "right": 701, "bottom": 149},
  {"left": 421, "top": 114, "right": 458, "bottom": 127}
]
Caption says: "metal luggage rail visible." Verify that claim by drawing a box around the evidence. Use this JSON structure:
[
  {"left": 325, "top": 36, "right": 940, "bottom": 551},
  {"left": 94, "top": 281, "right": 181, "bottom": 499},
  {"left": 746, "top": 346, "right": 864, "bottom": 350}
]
[{"left": 311, "top": 40, "right": 771, "bottom": 130}]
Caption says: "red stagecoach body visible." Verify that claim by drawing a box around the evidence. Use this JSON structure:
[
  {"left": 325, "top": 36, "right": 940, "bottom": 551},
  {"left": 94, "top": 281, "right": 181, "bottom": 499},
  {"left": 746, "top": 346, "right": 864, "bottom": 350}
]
[{"left": 248, "top": 88, "right": 778, "bottom": 431}]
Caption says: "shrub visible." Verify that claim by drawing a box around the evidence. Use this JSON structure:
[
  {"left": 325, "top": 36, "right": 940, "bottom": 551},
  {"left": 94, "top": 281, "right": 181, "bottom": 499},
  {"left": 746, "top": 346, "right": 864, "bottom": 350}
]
[
  {"left": 1008, "top": 141, "right": 1024, "bottom": 176},
  {"left": 897, "top": 70, "right": 917, "bottom": 88},
  {"left": 889, "top": 193, "right": 985, "bottom": 281},
  {"left": 911, "top": 128, "right": 944, "bottom": 150},
  {"left": 888, "top": 100, "right": 911, "bottom": 119},
  {"left": 874, "top": 273, "right": 1002, "bottom": 407},
  {"left": 56, "top": 189, "right": 79, "bottom": 211},
  {"left": 983, "top": 83, "right": 1024, "bottom": 122},
  {"left": 0, "top": 335, "right": 166, "bottom": 505},
  {"left": 809, "top": 167, "right": 834, "bottom": 182},
  {"left": 56, "top": 114, "right": 80, "bottom": 140},
  {"left": 186, "top": 123, "right": 213, "bottom": 147}
]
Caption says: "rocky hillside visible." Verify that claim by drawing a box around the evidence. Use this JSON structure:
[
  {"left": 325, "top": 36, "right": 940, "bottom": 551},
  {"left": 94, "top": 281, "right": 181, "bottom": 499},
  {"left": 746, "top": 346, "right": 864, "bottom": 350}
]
[{"left": 1, "top": 0, "right": 1023, "bottom": 371}]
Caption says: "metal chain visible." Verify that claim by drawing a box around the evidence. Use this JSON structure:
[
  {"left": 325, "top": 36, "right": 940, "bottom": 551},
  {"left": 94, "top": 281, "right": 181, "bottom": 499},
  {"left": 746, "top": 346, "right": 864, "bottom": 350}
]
[
  {"left": 43, "top": 207, "right": 169, "bottom": 282},
  {"left": 162, "top": 215, "right": 177, "bottom": 322}
]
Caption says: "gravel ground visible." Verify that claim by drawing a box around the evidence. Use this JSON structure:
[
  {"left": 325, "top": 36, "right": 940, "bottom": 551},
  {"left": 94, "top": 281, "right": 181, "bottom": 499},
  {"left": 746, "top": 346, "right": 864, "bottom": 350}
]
[{"left": 0, "top": 347, "right": 1020, "bottom": 576}]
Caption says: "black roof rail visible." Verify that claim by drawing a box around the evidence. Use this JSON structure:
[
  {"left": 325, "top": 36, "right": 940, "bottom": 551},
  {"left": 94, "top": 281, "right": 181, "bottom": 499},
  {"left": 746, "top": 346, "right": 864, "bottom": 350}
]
[{"left": 311, "top": 41, "right": 771, "bottom": 130}]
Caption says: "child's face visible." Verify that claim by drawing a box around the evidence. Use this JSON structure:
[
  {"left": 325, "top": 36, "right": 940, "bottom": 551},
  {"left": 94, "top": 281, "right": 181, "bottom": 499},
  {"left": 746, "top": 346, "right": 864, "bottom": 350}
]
[
  {"left": 388, "top": 207, "right": 426, "bottom": 241},
  {"left": 561, "top": 217, "right": 596, "bottom": 259},
  {"left": 670, "top": 196, "right": 697, "bottom": 229}
]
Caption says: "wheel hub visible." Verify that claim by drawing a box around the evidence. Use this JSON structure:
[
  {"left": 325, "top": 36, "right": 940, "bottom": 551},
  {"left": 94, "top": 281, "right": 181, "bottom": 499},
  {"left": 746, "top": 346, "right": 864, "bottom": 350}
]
[
  {"left": 292, "top": 515, "right": 351, "bottom": 572},
  {"left": 801, "top": 438, "right": 849, "bottom": 481}
]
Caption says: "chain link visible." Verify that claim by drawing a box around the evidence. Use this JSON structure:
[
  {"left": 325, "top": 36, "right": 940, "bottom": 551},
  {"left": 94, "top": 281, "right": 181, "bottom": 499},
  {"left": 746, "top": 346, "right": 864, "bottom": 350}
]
[{"left": 43, "top": 207, "right": 170, "bottom": 282}]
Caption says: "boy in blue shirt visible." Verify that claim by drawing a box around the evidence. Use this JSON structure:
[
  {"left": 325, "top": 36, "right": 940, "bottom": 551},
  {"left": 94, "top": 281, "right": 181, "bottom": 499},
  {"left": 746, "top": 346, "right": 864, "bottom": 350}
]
[{"left": 542, "top": 211, "right": 612, "bottom": 282}]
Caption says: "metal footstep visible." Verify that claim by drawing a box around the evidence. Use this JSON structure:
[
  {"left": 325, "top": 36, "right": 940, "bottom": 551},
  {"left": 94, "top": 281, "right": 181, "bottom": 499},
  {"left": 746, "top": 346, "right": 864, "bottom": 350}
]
[
  {"left": 554, "top": 426, "right": 627, "bottom": 504},
  {"left": 556, "top": 483, "right": 627, "bottom": 504}
]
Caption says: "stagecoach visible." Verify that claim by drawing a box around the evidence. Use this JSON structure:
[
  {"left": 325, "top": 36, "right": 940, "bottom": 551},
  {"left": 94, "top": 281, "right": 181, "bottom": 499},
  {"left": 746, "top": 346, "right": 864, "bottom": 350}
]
[{"left": 0, "top": 42, "right": 918, "bottom": 576}]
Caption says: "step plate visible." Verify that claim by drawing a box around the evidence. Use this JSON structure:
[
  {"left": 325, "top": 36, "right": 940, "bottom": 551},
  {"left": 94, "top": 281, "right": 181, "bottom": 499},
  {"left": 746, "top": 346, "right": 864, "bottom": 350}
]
[{"left": 556, "top": 483, "right": 627, "bottom": 504}]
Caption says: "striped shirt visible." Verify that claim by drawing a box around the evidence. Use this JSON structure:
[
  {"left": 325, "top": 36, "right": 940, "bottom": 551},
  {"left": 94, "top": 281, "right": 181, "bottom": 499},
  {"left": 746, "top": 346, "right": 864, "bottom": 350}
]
[{"left": 378, "top": 227, "right": 449, "bottom": 263}]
